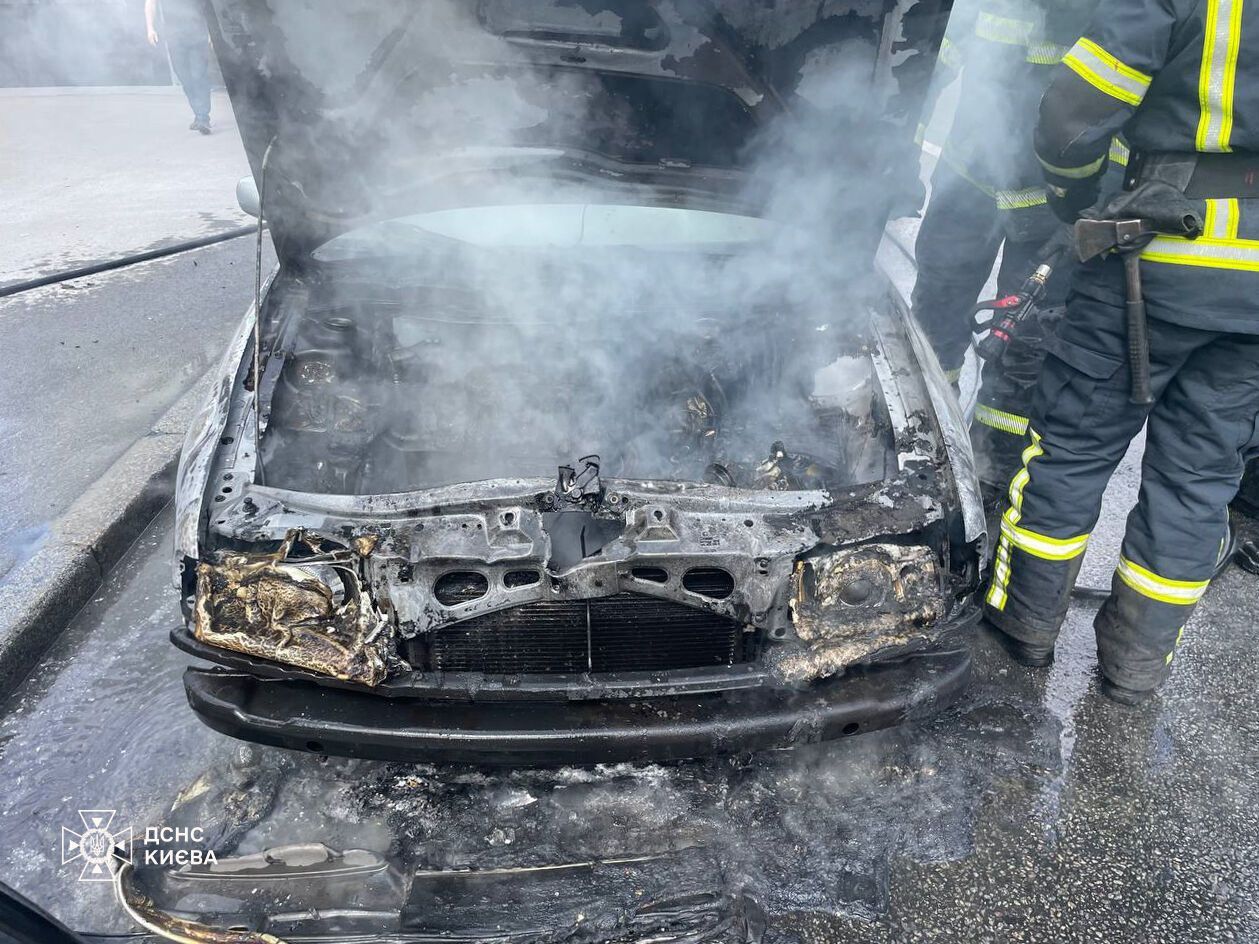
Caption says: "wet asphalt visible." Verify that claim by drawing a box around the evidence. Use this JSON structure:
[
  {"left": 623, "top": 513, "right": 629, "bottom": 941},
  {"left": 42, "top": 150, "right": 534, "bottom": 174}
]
[
  {"left": 0, "top": 88, "right": 249, "bottom": 287},
  {"left": 1, "top": 505, "right": 1255, "bottom": 943},
  {"left": 0, "top": 237, "right": 272, "bottom": 583}
]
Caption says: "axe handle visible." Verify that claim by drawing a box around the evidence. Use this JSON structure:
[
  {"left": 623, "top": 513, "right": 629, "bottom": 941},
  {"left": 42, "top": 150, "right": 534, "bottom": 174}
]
[{"left": 1122, "top": 252, "right": 1154, "bottom": 406}]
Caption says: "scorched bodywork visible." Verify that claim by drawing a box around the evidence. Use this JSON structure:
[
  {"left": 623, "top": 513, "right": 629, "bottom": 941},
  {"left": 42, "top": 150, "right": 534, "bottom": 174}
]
[{"left": 171, "top": 0, "right": 983, "bottom": 764}]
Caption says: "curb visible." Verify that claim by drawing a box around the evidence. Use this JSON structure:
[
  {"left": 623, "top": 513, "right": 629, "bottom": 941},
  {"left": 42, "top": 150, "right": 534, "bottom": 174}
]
[{"left": 0, "top": 372, "right": 210, "bottom": 696}]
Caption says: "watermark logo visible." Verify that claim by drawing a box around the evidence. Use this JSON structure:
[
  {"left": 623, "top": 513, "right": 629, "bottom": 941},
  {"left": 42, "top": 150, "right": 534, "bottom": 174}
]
[
  {"left": 137, "top": 827, "right": 218, "bottom": 867},
  {"left": 62, "top": 810, "right": 132, "bottom": 882}
]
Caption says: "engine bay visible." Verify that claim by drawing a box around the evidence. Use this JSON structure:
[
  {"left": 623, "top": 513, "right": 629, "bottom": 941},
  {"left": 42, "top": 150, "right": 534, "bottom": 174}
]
[{"left": 259, "top": 265, "right": 897, "bottom": 496}]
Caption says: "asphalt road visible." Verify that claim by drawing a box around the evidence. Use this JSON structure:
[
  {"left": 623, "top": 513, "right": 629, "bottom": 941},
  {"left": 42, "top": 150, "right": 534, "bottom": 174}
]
[
  {"left": 0, "top": 237, "right": 271, "bottom": 583},
  {"left": 0, "top": 86, "right": 265, "bottom": 586},
  {"left": 0, "top": 87, "right": 251, "bottom": 287},
  {"left": 1, "top": 507, "right": 1255, "bottom": 942}
]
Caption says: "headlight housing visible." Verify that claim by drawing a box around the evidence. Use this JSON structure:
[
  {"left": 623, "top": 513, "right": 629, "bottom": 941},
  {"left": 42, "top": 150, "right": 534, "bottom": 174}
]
[
  {"left": 790, "top": 543, "right": 943, "bottom": 644},
  {"left": 193, "top": 530, "right": 391, "bottom": 685}
]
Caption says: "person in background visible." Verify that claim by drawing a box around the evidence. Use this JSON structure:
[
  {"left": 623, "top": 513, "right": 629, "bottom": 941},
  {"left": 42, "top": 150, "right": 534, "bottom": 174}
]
[{"left": 146, "top": 0, "right": 212, "bottom": 134}]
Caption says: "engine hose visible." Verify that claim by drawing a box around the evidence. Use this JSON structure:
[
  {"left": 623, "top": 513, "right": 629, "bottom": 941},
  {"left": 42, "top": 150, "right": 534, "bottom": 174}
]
[{"left": 0, "top": 225, "right": 256, "bottom": 299}]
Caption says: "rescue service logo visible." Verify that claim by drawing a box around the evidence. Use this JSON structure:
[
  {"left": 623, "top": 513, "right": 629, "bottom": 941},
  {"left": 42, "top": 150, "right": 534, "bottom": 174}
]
[
  {"left": 61, "top": 813, "right": 219, "bottom": 883},
  {"left": 61, "top": 810, "right": 132, "bottom": 882}
]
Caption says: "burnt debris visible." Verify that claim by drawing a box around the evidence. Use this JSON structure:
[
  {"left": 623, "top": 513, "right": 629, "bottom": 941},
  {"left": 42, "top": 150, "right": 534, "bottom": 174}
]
[{"left": 194, "top": 530, "right": 393, "bottom": 685}]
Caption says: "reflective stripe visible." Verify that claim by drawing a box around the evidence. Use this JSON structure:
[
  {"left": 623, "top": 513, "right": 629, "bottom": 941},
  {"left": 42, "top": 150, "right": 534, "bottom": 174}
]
[
  {"left": 1202, "top": 198, "right": 1240, "bottom": 239},
  {"left": 995, "top": 186, "right": 1048, "bottom": 210},
  {"left": 975, "top": 403, "right": 1030, "bottom": 435},
  {"left": 975, "top": 11, "right": 1036, "bottom": 46},
  {"left": 1204, "top": 199, "right": 1221, "bottom": 238},
  {"left": 1037, "top": 138, "right": 1127, "bottom": 178},
  {"left": 986, "top": 429, "right": 1045, "bottom": 611},
  {"left": 1062, "top": 37, "right": 1152, "bottom": 107},
  {"left": 1026, "top": 42, "right": 1070, "bottom": 65},
  {"left": 939, "top": 151, "right": 1046, "bottom": 211},
  {"left": 1166, "top": 625, "right": 1186, "bottom": 664},
  {"left": 939, "top": 36, "right": 963, "bottom": 70},
  {"left": 973, "top": 11, "right": 1067, "bottom": 62},
  {"left": 1225, "top": 199, "right": 1240, "bottom": 239},
  {"left": 943, "top": 366, "right": 963, "bottom": 383},
  {"left": 1007, "top": 430, "right": 1044, "bottom": 518},
  {"left": 1196, "top": 0, "right": 1243, "bottom": 152},
  {"left": 1142, "top": 234, "right": 1259, "bottom": 272},
  {"left": 986, "top": 532, "right": 1013, "bottom": 609},
  {"left": 1037, "top": 153, "right": 1106, "bottom": 179},
  {"left": 1000, "top": 511, "right": 1089, "bottom": 561},
  {"left": 941, "top": 149, "right": 1047, "bottom": 210},
  {"left": 1116, "top": 556, "right": 1210, "bottom": 605},
  {"left": 1145, "top": 199, "right": 1248, "bottom": 269},
  {"left": 1109, "top": 138, "right": 1130, "bottom": 167}
]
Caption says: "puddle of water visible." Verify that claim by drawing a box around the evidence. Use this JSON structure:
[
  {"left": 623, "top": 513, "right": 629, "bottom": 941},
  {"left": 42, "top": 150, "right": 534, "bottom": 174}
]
[{"left": 0, "top": 520, "right": 238, "bottom": 930}]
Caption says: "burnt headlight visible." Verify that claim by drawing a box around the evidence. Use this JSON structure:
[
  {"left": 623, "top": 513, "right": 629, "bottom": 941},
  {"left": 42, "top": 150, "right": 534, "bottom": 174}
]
[
  {"left": 193, "top": 531, "right": 392, "bottom": 685},
  {"left": 790, "top": 544, "right": 943, "bottom": 644}
]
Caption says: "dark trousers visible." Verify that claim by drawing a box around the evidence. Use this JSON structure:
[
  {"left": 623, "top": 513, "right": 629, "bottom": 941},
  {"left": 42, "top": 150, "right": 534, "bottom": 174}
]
[
  {"left": 912, "top": 162, "right": 1073, "bottom": 488},
  {"left": 971, "top": 303, "right": 1064, "bottom": 489},
  {"left": 167, "top": 34, "right": 211, "bottom": 123},
  {"left": 911, "top": 162, "right": 1065, "bottom": 375},
  {"left": 985, "top": 270, "right": 1259, "bottom": 688}
]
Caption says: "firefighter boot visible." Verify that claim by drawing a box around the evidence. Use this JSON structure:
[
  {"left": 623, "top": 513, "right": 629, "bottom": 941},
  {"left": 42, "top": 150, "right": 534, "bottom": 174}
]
[
  {"left": 1093, "top": 570, "right": 1202, "bottom": 705},
  {"left": 1233, "top": 459, "right": 1259, "bottom": 519},
  {"left": 982, "top": 619, "right": 1056, "bottom": 667}
]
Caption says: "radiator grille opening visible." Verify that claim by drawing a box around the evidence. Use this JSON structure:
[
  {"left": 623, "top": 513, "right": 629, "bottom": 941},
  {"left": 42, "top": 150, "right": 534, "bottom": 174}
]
[
  {"left": 434, "top": 571, "right": 489, "bottom": 606},
  {"left": 630, "top": 566, "right": 669, "bottom": 583},
  {"left": 424, "top": 593, "right": 757, "bottom": 674},
  {"left": 503, "top": 569, "right": 541, "bottom": 588},
  {"left": 682, "top": 567, "right": 735, "bottom": 599}
]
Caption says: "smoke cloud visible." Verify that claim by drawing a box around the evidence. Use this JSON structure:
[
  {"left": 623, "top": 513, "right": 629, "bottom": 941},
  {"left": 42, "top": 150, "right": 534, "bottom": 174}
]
[{"left": 208, "top": 0, "right": 949, "bottom": 496}]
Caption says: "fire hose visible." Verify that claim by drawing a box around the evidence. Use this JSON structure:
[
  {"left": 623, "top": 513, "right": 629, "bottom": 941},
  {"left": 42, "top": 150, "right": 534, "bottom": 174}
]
[{"left": 0, "top": 226, "right": 256, "bottom": 300}]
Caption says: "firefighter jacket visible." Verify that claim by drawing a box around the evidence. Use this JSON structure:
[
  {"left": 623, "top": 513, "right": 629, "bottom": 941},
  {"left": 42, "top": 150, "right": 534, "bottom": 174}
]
[
  {"left": 934, "top": 0, "right": 1110, "bottom": 216},
  {"left": 1035, "top": 0, "right": 1259, "bottom": 333}
]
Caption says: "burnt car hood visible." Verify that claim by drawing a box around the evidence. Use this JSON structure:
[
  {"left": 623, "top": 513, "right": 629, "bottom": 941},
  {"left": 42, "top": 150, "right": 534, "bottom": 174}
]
[{"left": 204, "top": 0, "right": 949, "bottom": 264}]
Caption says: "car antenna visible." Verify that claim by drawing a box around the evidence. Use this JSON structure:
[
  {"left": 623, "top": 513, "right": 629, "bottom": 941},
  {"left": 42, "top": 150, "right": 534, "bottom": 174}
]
[{"left": 253, "top": 138, "right": 275, "bottom": 486}]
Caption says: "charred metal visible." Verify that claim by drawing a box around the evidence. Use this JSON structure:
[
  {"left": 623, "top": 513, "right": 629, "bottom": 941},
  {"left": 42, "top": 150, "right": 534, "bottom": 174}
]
[
  {"left": 172, "top": 0, "right": 981, "bottom": 761},
  {"left": 194, "top": 530, "right": 393, "bottom": 686},
  {"left": 777, "top": 543, "right": 945, "bottom": 684}
]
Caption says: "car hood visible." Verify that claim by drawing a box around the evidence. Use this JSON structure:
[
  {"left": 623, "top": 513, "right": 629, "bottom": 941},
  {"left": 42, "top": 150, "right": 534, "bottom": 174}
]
[{"left": 203, "top": 0, "right": 950, "bottom": 264}]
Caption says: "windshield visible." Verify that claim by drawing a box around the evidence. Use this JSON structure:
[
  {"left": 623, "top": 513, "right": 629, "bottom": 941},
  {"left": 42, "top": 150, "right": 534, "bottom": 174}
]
[{"left": 314, "top": 204, "right": 776, "bottom": 260}]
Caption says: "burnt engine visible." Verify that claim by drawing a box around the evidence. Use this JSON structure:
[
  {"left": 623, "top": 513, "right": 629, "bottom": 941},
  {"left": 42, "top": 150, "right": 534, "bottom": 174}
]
[{"left": 260, "top": 282, "right": 893, "bottom": 495}]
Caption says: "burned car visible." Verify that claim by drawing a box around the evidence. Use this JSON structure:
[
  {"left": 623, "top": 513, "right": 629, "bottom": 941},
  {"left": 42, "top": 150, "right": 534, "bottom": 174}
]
[{"left": 172, "top": 0, "right": 984, "bottom": 764}]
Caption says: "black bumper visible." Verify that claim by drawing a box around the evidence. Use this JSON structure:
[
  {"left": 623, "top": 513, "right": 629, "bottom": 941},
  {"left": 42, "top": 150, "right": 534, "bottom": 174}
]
[{"left": 181, "top": 641, "right": 972, "bottom": 766}]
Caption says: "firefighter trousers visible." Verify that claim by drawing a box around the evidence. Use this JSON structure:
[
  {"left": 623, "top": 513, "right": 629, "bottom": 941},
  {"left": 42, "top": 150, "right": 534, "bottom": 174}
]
[{"left": 984, "top": 286, "right": 1259, "bottom": 689}]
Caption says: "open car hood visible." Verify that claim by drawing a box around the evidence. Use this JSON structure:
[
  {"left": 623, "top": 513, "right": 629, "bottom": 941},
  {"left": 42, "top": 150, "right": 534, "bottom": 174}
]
[{"left": 203, "top": 0, "right": 951, "bottom": 264}]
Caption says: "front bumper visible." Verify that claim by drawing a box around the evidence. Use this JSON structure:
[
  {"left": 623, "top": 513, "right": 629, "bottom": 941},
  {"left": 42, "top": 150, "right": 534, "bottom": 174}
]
[{"left": 180, "top": 631, "right": 974, "bottom": 766}]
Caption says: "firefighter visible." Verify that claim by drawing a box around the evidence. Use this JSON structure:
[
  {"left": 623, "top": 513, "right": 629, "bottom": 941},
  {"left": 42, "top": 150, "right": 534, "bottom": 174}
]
[
  {"left": 911, "top": 0, "right": 1108, "bottom": 491},
  {"left": 984, "top": 0, "right": 1259, "bottom": 703}
]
